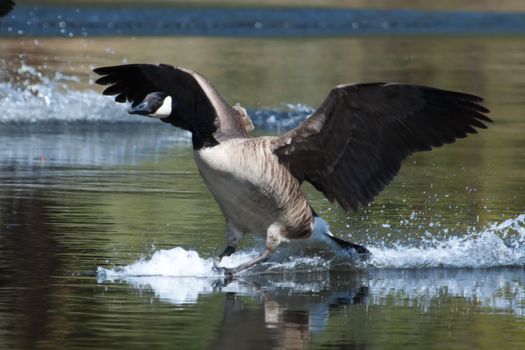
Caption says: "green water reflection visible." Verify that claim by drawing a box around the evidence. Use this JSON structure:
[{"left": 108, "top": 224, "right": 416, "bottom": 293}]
[{"left": 0, "top": 35, "right": 524, "bottom": 349}]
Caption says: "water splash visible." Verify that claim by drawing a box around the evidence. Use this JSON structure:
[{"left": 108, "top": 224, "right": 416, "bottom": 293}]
[
  {"left": 367, "top": 214, "right": 525, "bottom": 268},
  {"left": 248, "top": 103, "right": 314, "bottom": 131},
  {"left": 0, "top": 63, "right": 313, "bottom": 167},
  {"left": 97, "top": 247, "right": 258, "bottom": 304},
  {"left": 0, "top": 66, "right": 187, "bottom": 166},
  {"left": 98, "top": 214, "right": 525, "bottom": 277},
  {"left": 0, "top": 65, "right": 149, "bottom": 124},
  {"left": 0, "top": 63, "right": 312, "bottom": 128},
  {"left": 96, "top": 243, "right": 342, "bottom": 303},
  {"left": 97, "top": 246, "right": 332, "bottom": 280},
  {"left": 96, "top": 215, "right": 525, "bottom": 313}
]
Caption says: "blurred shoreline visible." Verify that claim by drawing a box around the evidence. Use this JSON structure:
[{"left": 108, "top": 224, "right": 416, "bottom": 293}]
[
  {"left": 16, "top": 0, "right": 525, "bottom": 13},
  {"left": 3, "top": 5, "right": 525, "bottom": 37}
]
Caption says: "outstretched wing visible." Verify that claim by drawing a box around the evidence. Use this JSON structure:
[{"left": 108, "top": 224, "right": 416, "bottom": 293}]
[
  {"left": 271, "top": 83, "right": 491, "bottom": 211},
  {"left": 94, "top": 64, "right": 252, "bottom": 138},
  {"left": 0, "top": 0, "right": 14, "bottom": 17}
]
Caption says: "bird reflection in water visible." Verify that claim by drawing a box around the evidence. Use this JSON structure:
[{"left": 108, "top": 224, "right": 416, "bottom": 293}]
[{"left": 208, "top": 272, "right": 369, "bottom": 350}]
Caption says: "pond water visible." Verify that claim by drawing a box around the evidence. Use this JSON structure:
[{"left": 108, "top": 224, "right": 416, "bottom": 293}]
[{"left": 1, "top": 4, "right": 525, "bottom": 350}]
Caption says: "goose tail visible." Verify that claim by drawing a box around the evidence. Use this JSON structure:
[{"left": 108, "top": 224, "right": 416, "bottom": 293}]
[{"left": 312, "top": 216, "right": 370, "bottom": 258}]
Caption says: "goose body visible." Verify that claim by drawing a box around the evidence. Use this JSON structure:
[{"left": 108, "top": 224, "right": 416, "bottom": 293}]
[
  {"left": 195, "top": 137, "right": 312, "bottom": 245},
  {"left": 94, "top": 63, "right": 491, "bottom": 274}
]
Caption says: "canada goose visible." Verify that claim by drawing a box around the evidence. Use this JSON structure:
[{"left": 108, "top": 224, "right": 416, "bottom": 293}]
[
  {"left": 0, "top": 0, "right": 14, "bottom": 17},
  {"left": 94, "top": 64, "right": 491, "bottom": 275}
]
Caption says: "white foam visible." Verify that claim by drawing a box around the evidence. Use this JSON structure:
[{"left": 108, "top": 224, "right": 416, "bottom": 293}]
[
  {"left": 0, "top": 64, "right": 313, "bottom": 127},
  {"left": 0, "top": 63, "right": 172, "bottom": 124},
  {"left": 98, "top": 214, "right": 525, "bottom": 280},
  {"left": 97, "top": 247, "right": 261, "bottom": 304},
  {"left": 96, "top": 244, "right": 337, "bottom": 304},
  {"left": 248, "top": 102, "right": 313, "bottom": 131},
  {"left": 97, "top": 246, "right": 332, "bottom": 279},
  {"left": 96, "top": 215, "right": 525, "bottom": 310},
  {"left": 98, "top": 246, "right": 257, "bottom": 279},
  {"left": 367, "top": 214, "right": 525, "bottom": 268},
  {"left": 0, "top": 79, "right": 148, "bottom": 124}
]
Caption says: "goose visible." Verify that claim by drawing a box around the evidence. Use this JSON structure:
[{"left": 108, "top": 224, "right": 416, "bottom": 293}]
[{"left": 93, "top": 64, "right": 491, "bottom": 275}]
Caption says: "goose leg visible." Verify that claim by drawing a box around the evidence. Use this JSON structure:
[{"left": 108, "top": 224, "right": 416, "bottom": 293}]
[
  {"left": 220, "top": 223, "right": 243, "bottom": 259},
  {"left": 223, "top": 223, "right": 286, "bottom": 276},
  {"left": 223, "top": 249, "right": 272, "bottom": 276},
  {"left": 219, "top": 245, "right": 236, "bottom": 259},
  {"left": 212, "top": 245, "right": 236, "bottom": 274},
  {"left": 213, "top": 224, "right": 243, "bottom": 274}
]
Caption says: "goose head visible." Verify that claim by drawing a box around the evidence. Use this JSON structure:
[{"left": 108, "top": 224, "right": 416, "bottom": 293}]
[{"left": 128, "top": 91, "right": 173, "bottom": 118}]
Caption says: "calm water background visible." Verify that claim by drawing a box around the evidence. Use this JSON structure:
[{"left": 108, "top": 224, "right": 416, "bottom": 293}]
[{"left": 1, "top": 2, "right": 525, "bottom": 349}]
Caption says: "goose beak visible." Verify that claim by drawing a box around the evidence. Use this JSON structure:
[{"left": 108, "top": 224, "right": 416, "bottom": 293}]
[{"left": 128, "top": 101, "right": 151, "bottom": 115}]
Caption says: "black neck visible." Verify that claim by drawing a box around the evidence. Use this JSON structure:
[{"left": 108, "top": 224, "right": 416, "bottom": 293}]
[
  {"left": 161, "top": 116, "right": 219, "bottom": 150},
  {"left": 192, "top": 132, "right": 219, "bottom": 150}
]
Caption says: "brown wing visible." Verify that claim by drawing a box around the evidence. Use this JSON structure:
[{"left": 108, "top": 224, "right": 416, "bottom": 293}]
[
  {"left": 271, "top": 83, "right": 491, "bottom": 211},
  {"left": 94, "top": 64, "right": 252, "bottom": 138}
]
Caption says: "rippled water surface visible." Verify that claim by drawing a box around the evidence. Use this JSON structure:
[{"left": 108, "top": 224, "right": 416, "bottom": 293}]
[{"left": 1, "top": 4, "right": 525, "bottom": 349}]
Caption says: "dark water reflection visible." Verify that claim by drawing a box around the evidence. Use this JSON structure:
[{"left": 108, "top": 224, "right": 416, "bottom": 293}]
[
  {"left": 0, "top": 192, "right": 63, "bottom": 349},
  {"left": 1, "top": 34, "right": 525, "bottom": 348},
  {"left": 1, "top": 137, "right": 524, "bottom": 349}
]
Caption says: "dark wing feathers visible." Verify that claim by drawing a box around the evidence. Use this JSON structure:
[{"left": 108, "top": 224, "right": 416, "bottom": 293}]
[
  {"left": 272, "top": 83, "right": 491, "bottom": 212},
  {"left": 0, "top": 0, "right": 14, "bottom": 17},
  {"left": 94, "top": 64, "right": 207, "bottom": 108},
  {"left": 93, "top": 64, "right": 251, "bottom": 137}
]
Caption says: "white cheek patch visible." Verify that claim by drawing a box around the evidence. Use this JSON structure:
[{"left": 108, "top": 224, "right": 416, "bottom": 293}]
[{"left": 150, "top": 96, "right": 172, "bottom": 118}]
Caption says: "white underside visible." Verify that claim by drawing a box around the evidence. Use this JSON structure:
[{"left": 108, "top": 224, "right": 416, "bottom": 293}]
[
  {"left": 273, "top": 217, "right": 348, "bottom": 259},
  {"left": 312, "top": 216, "right": 333, "bottom": 238},
  {"left": 310, "top": 216, "right": 341, "bottom": 248}
]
